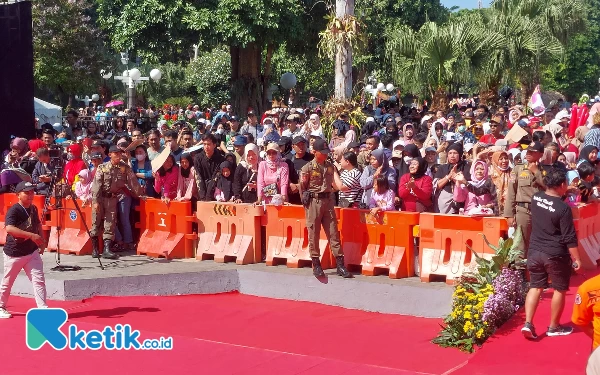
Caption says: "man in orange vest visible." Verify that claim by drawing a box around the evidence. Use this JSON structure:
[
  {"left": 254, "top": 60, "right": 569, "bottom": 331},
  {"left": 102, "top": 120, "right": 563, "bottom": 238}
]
[{"left": 572, "top": 274, "right": 600, "bottom": 350}]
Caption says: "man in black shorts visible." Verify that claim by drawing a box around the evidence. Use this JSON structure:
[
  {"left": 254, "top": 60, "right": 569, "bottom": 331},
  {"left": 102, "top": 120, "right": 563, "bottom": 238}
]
[{"left": 521, "top": 168, "right": 581, "bottom": 339}]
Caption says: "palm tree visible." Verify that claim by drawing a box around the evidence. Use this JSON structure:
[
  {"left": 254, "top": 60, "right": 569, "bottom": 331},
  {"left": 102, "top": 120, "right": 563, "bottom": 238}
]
[{"left": 386, "top": 19, "right": 503, "bottom": 110}]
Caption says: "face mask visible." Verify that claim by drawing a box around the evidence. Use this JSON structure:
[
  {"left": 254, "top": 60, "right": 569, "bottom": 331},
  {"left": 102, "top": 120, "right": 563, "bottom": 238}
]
[
  {"left": 136, "top": 154, "right": 145, "bottom": 162},
  {"left": 216, "top": 128, "right": 223, "bottom": 135},
  {"left": 403, "top": 156, "right": 413, "bottom": 164},
  {"left": 67, "top": 154, "right": 74, "bottom": 161},
  {"left": 457, "top": 125, "right": 466, "bottom": 133}
]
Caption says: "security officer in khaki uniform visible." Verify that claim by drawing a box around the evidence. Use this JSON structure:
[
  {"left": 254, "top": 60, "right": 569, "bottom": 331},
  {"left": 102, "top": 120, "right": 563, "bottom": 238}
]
[
  {"left": 91, "top": 145, "right": 146, "bottom": 259},
  {"left": 300, "top": 138, "right": 351, "bottom": 278},
  {"left": 503, "top": 141, "right": 545, "bottom": 258}
]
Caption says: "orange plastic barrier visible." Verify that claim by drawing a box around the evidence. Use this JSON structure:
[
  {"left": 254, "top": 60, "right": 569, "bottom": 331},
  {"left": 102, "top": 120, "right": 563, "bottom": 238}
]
[
  {"left": 340, "top": 209, "right": 419, "bottom": 278},
  {"left": 572, "top": 204, "right": 600, "bottom": 270},
  {"left": 196, "top": 202, "right": 263, "bottom": 264},
  {"left": 419, "top": 213, "right": 508, "bottom": 284},
  {"left": 46, "top": 198, "right": 94, "bottom": 255},
  {"left": 0, "top": 194, "right": 48, "bottom": 245},
  {"left": 263, "top": 205, "right": 339, "bottom": 269},
  {"left": 136, "top": 198, "right": 196, "bottom": 259}
]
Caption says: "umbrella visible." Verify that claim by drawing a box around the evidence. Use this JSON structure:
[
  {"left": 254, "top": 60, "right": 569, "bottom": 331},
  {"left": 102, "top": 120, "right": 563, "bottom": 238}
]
[{"left": 105, "top": 100, "right": 124, "bottom": 108}]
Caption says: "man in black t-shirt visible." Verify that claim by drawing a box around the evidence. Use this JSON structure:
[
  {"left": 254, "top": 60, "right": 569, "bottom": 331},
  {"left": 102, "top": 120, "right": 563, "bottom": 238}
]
[
  {"left": 0, "top": 181, "right": 48, "bottom": 318},
  {"left": 521, "top": 168, "right": 581, "bottom": 340},
  {"left": 288, "top": 136, "right": 314, "bottom": 205}
]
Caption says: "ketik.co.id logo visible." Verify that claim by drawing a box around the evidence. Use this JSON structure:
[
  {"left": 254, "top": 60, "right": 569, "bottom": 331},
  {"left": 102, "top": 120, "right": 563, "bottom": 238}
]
[{"left": 26, "top": 308, "right": 173, "bottom": 350}]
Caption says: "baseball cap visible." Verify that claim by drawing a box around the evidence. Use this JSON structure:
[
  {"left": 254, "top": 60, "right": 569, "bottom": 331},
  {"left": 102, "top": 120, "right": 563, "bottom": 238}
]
[
  {"left": 266, "top": 142, "right": 280, "bottom": 152},
  {"left": 230, "top": 115, "right": 240, "bottom": 122},
  {"left": 108, "top": 145, "right": 121, "bottom": 154},
  {"left": 425, "top": 146, "right": 437, "bottom": 153},
  {"left": 92, "top": 140, "right": 105, "bottom": 148},
  {"left": 391, "top": 150, "right": 403, "bottom": 159},
  {"left": 15, "top": 181, "right": 35, "bottom": 193},
  {"left": 526, "top": 141, "right": 544, "bottom": 153},
  {"left": 277, "top": 136, "right": 291, "bottom": 146},
  {"left": 292, "top": 136, "right": 307, "bottom": 145},
  {"left": 347, "top": 141, "right": 360, "bottom": 149},
  {"left": 90, "top": 151, "right": 102, "bottom": 159},
  {"left": 312, "top": 138, "right": 331, "bottom": 154},
  {"left": 233, "top": 135, "right": 247, "bottom": 146}
]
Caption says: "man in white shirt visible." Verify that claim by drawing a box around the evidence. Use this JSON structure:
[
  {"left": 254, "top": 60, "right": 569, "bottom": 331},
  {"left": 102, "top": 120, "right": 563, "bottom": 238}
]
[{"left": 282, "top": 114, "right": 305, "bottom": 138}]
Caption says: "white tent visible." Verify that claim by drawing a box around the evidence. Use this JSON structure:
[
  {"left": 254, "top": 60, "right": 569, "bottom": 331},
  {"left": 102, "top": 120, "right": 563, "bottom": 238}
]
[{"left": 34, "top": 97, "right": 62, "bottom": 126}]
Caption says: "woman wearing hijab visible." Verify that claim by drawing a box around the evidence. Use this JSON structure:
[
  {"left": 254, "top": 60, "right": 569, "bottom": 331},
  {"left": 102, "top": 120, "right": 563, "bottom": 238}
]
[
  {"left": 233, "top": 144, "right": 261, "bottom": 203},
  {"left": 360, "top": 149, "right": 397, "bottom": 205},
  {"left": 453, "top": 160, "right": 497, "bottom": 216},
  {"left": 333, "top": 128, "right": 356, "bottom": 157},
  {"left": 578, "top": 145, "right": 599, "bottom": 167},
  {"left": 63, "top": 144, "right": 87, "bottom": 187},
  {"left": 434, "top": 142, "right": 472, "bottom": 214},
  {"left": 278, "top": 136, "right": 294, "bottom": 161},
  {"left": 489, "top": 151, "right": 511, "bottom": 215},
  {"left": 215, "top": 160, "right": 235, "bottom": 202},
  {"left": 402, "top": 123, "right": 415, "bottom": 144},
  {"left": 394, "top": 143, "right": 420, "bottom": 180},
  {"left": 74, "top": 169, "right": 93, "bottom": 206},
  {"left": 303, "top": 113, "right": 324, "bottom": 140},
  {"left": 176, "top": 153, "right": 198, "bottom": 202},
  {"left": 257, "top": 142, "right": 289, "bottom": 205},
  {"left": 397, "top": 157, "right": 433, "bottom": 212}
]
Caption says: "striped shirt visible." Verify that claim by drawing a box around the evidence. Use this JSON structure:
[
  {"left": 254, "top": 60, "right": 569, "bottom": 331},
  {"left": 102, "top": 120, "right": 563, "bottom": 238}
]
[{"left": 339, "top": 168, "right": 363, "bottom": 203}]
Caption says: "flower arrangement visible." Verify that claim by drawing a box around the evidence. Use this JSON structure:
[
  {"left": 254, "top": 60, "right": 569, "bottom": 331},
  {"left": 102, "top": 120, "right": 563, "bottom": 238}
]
[{"left": 433, "top": 228, "right": 525, "bottom": 352}]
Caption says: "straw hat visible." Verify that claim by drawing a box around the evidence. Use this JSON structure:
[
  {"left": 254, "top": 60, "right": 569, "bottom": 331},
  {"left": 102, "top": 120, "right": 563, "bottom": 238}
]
[{"left": 151, "top": 146, "right": 172, "bottom": 173}]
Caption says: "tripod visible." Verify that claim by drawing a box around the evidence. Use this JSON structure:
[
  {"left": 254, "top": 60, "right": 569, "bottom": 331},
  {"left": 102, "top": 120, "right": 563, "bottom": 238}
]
[{"left": 42, "top": 170, "right": 104, "bottom": 271}]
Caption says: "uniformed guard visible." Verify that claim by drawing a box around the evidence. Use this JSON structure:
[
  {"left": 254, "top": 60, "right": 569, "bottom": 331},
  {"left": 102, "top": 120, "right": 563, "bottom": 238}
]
[
  {"left": 91, "top": 145, "right": 146, "bottom": 259},
  {"left": 300, "top": 138, "right": 351, "bottom": 278},
  {"left": 503, "top": 141, "right": 546, "bottom": 257}
]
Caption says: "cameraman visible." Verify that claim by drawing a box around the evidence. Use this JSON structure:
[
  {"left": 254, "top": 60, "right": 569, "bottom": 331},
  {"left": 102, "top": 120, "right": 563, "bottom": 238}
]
[{"left": 31, "top": 148, "right": 54, "bottom": 195}]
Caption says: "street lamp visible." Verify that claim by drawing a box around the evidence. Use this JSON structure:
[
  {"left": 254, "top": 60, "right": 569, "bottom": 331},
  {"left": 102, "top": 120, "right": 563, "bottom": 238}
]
[
  {"left": 75, "top": 94, "right": 100, "bottom": 107},
  {"left": 107, "top": 51, "right": 162, "bottom": 109}
]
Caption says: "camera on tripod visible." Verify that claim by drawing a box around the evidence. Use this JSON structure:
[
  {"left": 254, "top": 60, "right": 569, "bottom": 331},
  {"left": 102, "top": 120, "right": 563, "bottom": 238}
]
[{"left": 48, "top": 144, "right": 65, "bottom": 170}]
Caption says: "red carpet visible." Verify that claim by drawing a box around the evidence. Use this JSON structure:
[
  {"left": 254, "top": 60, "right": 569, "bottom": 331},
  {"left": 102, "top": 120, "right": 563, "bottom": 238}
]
[
  {"left": 1, "top": 293, "right": 469, "bottom": 375},
  {"left": 0, "top": 277, "right": 593, "bottom": 375}
]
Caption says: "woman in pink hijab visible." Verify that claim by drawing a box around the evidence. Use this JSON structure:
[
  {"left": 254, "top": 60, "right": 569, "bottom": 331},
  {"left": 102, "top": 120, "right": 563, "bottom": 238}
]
[{"left": 453, "top": 160, "right": 498, "bottom": 216}]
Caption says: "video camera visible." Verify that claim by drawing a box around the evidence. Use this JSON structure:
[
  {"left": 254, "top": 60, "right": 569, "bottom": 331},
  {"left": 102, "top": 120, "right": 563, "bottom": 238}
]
[{"left": 48, "top": 144, "right": 66, "bottom": 172}]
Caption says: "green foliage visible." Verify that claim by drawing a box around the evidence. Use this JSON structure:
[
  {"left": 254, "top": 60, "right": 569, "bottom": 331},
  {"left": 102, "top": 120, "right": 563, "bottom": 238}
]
[
  {"left": 135, "top": 62, "right": 193, "bottom": 105},
  {"left": 271, "top": 44, "right": 334, "bottom": 99},
  {"left": 465, "top": 227, "right": 524, "bottom": 286},
  {"left": 186, "top": 46, "right": 231, "bottom": 108},
  {"left": 33, "top": 0, "right": 108, "bottom": 100},
  {"left": 162, "top": 96, "right": 194, "bottom": 108},
  {"left": 95, "top": 0, "right": 199, "bottom": 64},
  {"left": 541, "top": 0, "right": 600, "bottom": 100}
]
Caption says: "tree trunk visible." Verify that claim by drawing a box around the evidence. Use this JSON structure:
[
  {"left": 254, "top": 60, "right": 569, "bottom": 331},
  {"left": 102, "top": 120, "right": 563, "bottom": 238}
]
[
  {"left": 261, "top": 43, "right": 274, "bottom": 111},
  {"left": 230, "top": 43, "right": 263, "bottom": 116},
  {"left": 334, "top": 0, "right": 354, "bottom": 101}
]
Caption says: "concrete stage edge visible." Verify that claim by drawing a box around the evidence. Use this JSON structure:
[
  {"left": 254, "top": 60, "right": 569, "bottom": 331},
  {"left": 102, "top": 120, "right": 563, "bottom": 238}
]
[{"left": 4, "top": 252, "right": 452, "bottom": 318}]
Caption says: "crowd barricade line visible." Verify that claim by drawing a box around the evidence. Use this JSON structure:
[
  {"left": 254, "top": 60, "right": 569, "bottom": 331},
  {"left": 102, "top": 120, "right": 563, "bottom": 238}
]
[
  {"left": 196, "top": 202, "right": 263, "bottom": 264},
  {"left": 262, "top": 205, "right": 338, "bottom": 269},
  {"left": 572, "top": 203, "right": 600, "bottom": 270},
  {"left": 46, "top": 198, "right": 95, "bottom": 256},
  {"left": 340, "top": 209, "right": 419, "bottom": 278},
  {"left": 135, "top": 199, "right": 196, "bottom": 259},
  {"left": 419, "top": 213, "right": 508, "bottom": 285}
]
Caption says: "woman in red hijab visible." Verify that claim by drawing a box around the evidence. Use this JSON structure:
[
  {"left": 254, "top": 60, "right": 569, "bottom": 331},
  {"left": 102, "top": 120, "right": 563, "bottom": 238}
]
[{"left": 63, "top": 144, "right": 87, "bottom": 186}]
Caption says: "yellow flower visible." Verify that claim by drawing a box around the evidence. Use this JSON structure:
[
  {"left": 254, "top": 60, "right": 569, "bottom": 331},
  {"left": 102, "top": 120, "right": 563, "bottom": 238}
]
[
  {"left": 476, "top": 328, "right": 484, "bottom": 338},
  {"left": 474, "top": 314, "right": 480, "bottom": 319},
  {"left": 465, "top": 304, "right": 472, "bottom": 309},
  {"left": 463, "top": 311, "right": 472, "bottom": 319}
]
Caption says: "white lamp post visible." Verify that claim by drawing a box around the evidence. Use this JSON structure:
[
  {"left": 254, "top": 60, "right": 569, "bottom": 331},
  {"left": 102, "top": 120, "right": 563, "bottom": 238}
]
[{"left": 103, "top": 52, "right": 162, "bottom": 109}]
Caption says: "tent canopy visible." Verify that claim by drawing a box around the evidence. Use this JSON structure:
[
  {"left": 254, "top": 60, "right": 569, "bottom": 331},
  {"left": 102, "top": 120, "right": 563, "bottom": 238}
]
[{"left": 34, "top": 98, "right": 62, "bottom": 126}]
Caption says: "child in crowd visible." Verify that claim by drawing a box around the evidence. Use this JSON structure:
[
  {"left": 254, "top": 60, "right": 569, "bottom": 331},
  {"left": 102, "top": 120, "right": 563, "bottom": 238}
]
[
  {"left": 74, "top": 169, "right": 94, "bottom": 206},
  {"left": 565, "top": 170, "right": 581, "bottom": 207},
  {"left": 176, "top": 153, "right": 198, "bottom": 202},
  {"left": 369, "top": 174, "right": 396, "bottom": 216},
  {"left": 154, "top": 154, "right": 179, "bottom": 204},
  {"left": 215, "top": 161, "right": 235, "bottom": 202}
]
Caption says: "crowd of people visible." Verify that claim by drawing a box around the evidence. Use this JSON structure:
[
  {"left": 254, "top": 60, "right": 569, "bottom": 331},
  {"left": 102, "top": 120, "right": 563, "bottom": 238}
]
[{"left": 6, "top": 97, "right": 600, "bottom": 256}]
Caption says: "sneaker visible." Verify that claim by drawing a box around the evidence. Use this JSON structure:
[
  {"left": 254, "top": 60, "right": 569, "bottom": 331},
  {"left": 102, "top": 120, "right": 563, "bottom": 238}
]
[
  {"left": 521, "top": 322, "right": 538, "bottom": 339},
  {"left": 0, "top": 308, "right": 12, "bottom": 319},
  {"left": 547, "top": 325, "right": 574, "bottom": 337}
]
